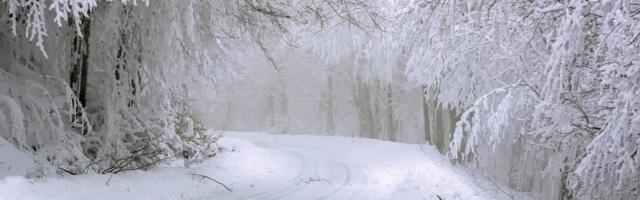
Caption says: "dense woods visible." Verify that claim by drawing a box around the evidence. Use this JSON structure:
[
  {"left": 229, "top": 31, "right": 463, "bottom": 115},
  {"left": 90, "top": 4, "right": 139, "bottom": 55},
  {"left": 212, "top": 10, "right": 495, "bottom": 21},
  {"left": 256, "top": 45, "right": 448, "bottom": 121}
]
[{"left": 1, "top": 0, "right": 639, "bottom": 199}]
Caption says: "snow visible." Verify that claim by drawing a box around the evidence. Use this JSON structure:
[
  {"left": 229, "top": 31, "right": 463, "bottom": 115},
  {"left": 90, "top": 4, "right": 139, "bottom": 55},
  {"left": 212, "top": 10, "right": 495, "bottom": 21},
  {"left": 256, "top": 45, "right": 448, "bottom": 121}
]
[
  {"left": 0, "top": 132, "right": 518, "bottom": 200},
  {"left": 0, "top": 137, "right": 35, "bottom": 179},
  {"left": 2, "top": 0, "right": 639, "bottom": 198}
]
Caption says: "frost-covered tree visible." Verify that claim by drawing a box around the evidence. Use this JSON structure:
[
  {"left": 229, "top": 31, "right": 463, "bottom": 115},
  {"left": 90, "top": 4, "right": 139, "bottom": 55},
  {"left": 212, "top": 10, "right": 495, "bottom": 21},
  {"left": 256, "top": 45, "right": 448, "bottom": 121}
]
[
  {"left": 396, "top": 0, "right": 639, "bottom": 199},
  {"left": 1, "top": 0, "right": 223, "bottom": 175}
]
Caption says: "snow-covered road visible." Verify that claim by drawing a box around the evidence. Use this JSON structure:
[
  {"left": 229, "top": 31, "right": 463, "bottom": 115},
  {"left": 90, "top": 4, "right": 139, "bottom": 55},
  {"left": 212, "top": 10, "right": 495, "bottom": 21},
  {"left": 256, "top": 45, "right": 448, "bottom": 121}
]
[
  {"left": 222, "top": 132, "right": 514, "bottom": 200},
  {"left": 233, "top": 141, "right": 374, "bottom": 200},
  {"left": 0, "top": 132, "right": 518, "bottom": 200},
  {"left": 234, "top": 145, "right": 356, "bottom": 199}
]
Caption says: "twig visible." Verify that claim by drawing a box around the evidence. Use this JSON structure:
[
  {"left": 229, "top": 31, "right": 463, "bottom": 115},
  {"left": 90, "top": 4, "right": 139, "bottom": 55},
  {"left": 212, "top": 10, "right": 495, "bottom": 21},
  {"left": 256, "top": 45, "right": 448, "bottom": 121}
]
[
  {"left": 57, "top": 167, "right": 77, "bottom": 175},
  {"left": 296, "top": 177, "right": 332, "bottom": 185},
  {"left": 191, "top": 173, "right": 232, "bottom": 192},
  {"left": 105, "top": 173, "right": 114, "bottom": 186},
  {"left": 474, "top": 173, "right": 517, "bottom": 200}
]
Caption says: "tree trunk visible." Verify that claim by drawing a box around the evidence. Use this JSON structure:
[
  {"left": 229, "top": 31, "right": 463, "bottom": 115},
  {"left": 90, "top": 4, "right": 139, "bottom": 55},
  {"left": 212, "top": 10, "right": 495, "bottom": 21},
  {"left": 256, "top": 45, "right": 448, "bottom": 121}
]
[
  {"left": 422, "top": 85, "right": 431, "bottom": 144},
  {"left": 355, "top": 76, "right": 374, "bottom": 138},
  {"left": 435, "top": 98, "right": 445, "bottom": 153},
  {"left": 68, "top": 16, "right": 91, "bottom": 135},
  {"left": 386, "top": 83, "right": 396, "bottom": 141},
  {"left": 79, "top": 18, "right": 90, "bottom": 107},
  {"left": 325, "top": 72, "right": 335, "bottom": 134}
]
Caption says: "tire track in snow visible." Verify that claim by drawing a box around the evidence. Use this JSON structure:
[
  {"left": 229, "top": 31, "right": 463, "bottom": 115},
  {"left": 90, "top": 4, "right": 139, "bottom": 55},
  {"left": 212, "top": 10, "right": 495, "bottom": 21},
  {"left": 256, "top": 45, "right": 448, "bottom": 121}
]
[
  {"left": 237, "top": 145, "right": 312, "bottom": 200},
  {"left": 238, "top": 142, "right": 371, "bottom": 200},
  {"left": 260, "top": 145, "right": 320, "bottom": 200}
]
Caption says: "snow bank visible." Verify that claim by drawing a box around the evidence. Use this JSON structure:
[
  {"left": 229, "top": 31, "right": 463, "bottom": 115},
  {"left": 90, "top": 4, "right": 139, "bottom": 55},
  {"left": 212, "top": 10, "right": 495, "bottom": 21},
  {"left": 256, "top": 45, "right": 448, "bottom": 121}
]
[
  {"left": 0, "top": 137, "right": 36, "bottom": 179},
  {"left": 0, "top": 136, "right": 293, "bottom": 200}
]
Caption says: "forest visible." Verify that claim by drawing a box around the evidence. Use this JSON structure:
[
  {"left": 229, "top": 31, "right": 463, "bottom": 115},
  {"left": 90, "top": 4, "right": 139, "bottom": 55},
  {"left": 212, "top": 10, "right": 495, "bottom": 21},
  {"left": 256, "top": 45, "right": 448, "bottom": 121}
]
[{"left": 0, "top": 0, "right": 639, "bottom": 200}]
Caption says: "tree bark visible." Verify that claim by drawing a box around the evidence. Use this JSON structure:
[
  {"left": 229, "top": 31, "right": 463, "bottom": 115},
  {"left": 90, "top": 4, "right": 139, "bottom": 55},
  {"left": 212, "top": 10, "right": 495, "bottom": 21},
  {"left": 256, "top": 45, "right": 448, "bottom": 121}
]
[{"left": 79, "top": 18, "right": 90, "bottom": 107}]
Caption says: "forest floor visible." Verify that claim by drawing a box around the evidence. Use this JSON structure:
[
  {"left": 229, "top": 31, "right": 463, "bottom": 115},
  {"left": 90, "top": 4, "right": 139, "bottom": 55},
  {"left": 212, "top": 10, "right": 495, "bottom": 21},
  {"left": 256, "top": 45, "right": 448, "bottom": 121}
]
[{"left": 0, "top": 132, "right": 523, "bottom": 200}]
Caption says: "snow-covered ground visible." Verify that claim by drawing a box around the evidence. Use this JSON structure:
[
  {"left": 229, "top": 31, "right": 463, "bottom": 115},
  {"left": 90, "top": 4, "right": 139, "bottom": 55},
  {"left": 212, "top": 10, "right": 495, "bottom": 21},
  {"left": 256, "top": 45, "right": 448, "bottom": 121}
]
[
  {"left": 0, "top": 137, "right": 35, "bottom": 179},
  {"left": 0, "top": 132, "right": 520, "bottom": 200}
]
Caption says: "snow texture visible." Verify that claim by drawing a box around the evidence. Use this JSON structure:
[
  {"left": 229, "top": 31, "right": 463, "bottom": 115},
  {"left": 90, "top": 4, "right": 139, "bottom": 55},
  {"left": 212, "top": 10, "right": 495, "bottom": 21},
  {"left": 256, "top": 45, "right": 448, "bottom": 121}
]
[{"left": 0, "top": 132, "right": 519, "bottom": 200}]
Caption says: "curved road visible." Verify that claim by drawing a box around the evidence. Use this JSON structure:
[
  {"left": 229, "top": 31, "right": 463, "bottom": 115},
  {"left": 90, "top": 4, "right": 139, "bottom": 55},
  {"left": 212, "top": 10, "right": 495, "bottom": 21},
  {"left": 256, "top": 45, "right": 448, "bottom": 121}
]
[
  {"left": 236, "top": 142, "right": 375, "bottom": 200},
  {"left": 208, "top": 133, "right": 510, "bottom": 200}
]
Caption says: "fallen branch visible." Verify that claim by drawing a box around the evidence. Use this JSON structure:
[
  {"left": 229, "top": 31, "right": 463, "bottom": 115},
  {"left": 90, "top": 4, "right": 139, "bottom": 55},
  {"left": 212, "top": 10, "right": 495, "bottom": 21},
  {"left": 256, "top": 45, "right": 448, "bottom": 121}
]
[
  {"left": 295, "top": 177, "right": 332, "bottom": 185},
  {"left": 473, "top": 173, "right": 517, "bottom": 200},
  {"left": 191, "top": 173, "right": 232, "bottom": 192},
  {"left": 105, "top": 173, "right": 115, "bottom": 186},
  {"left": 57, "top": 167, "right": 77, "bottom": 175}
]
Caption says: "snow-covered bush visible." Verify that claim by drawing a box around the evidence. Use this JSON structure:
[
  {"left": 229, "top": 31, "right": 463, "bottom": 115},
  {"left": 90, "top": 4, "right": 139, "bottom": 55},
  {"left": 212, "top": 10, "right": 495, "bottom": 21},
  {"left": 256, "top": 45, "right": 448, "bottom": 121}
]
[{"left": 0, "top": 68, "right": 89, "bottom": 176}]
